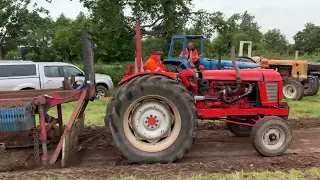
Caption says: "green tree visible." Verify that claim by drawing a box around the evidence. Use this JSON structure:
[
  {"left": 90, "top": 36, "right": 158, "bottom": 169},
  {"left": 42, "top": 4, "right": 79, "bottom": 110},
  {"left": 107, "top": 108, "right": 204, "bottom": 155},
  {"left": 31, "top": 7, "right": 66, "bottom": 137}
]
[
  {"left": 210, "top": 11, "right": 262, "bottom": 56},
  {"left": 81, "top": 0, "right": 134, "bottom": 62},
  {"left": 294, "top": 23, "right": 320, "bottom": 54},
  {"left": 0, "top": 0, "right": 30, "bottom": 59},
  {"left": 51, "top": 13, "right": 92, "bottom": 62},
  {"left": 0, "top": 0, "right": 47, "bottom": 59},
  {"left": 262, "top": 29, "right": 288, "bottom": 53}
]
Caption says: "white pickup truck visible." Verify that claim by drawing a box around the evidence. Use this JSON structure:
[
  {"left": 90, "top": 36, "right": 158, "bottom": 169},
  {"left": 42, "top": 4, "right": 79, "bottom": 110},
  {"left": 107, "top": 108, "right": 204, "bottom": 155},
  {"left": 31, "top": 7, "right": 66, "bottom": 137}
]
[{"left": 0, "top": 61, "right": 114, "bottom": 98}]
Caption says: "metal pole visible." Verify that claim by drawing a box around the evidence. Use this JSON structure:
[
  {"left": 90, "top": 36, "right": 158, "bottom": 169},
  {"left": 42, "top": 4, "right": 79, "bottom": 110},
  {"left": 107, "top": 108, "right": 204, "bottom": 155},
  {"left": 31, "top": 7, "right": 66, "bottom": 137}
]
[
  {"left": 135, "top": 25, "right": 142, "bottom": 73},
  {"left": 38, "top": 105, "right": 48, "bottom": 165},
  {"left": 248, "top": 43, "right": 252, "bottom": 57},
  {"left": 295, "top": 51, "right": 299, "bottom": 60}
]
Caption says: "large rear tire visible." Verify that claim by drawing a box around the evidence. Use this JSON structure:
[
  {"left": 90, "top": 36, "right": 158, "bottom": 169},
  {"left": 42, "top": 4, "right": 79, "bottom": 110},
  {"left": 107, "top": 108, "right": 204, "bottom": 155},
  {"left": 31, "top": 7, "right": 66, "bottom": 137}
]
[
  {"left": 304, "top": 76, "right": 319, "bottom": 96},
  {"left": 251, "top": 116, "right": 292, "bottom": 157},
  {"left": 283, "top": 79, "right": 304, "bottom": 100},
  {"left": 106, "top": 75, "right": 198, "bottom": 163},
  {"left": 104, "top": 99, "right": 116, "bottom": 146}
]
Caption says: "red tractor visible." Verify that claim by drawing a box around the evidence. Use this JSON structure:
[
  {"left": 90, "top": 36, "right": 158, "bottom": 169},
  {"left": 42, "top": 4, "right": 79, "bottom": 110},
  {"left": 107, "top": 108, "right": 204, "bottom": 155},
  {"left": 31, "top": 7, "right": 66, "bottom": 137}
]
[{"left": 105, "top": 26, "right": 291, "bottom": 164}]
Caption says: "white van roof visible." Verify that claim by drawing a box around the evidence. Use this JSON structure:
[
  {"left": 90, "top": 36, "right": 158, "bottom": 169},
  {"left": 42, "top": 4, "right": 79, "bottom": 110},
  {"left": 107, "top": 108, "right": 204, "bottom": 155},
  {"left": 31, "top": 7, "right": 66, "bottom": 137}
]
[
  {"left": 0, "top": 60, "right": 33, "bottom": 63},
  {"left": 0, "top": 60, "right": 73, "bottom": 66}
]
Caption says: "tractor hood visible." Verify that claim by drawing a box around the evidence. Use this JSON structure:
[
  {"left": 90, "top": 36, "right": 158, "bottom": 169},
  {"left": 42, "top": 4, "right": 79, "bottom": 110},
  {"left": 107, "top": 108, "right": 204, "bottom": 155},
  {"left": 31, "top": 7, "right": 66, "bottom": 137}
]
[
  {"left": 199, "top": 58, "right": 260, "bottom": 70},
  {"left": 201, "top": 69, "right": 282, "bottom": 82}
]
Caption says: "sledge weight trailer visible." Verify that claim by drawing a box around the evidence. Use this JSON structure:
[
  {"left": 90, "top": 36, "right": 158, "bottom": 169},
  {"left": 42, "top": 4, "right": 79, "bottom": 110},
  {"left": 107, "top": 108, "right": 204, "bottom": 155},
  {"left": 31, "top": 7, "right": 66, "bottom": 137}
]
[
  {"left": 162, "top": 35, "right": 260, "bottom": 72},
  {"left": 0, "top": 33, "right": 96, "bottom": 167},
  {"left": 105, "top": 25, "right": 291, "bottom": 164}
]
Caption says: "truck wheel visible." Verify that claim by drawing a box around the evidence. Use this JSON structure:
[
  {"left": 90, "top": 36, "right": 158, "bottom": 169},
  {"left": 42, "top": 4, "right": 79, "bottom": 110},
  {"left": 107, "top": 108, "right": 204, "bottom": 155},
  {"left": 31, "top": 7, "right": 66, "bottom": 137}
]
[
  {"left": 283, "top": 80, "right": 304, "bottom": 100},
  {"left": 227, "top": 123, "right": 252, "bottom": 137},
  {"left": 165, "top": 64, "right": 184, "bottom": 73},
  {"left": 251, "top": 116, "right": 292, "bottom": 157},
  {"left": 304, "top": 76, "right": 319, "bottom": 96},
  {"left": 96, "top": 85, "right": 108, "bottom": 99},
  {"left": 108, "top": 75, "right": 198, "bottom": 163}
]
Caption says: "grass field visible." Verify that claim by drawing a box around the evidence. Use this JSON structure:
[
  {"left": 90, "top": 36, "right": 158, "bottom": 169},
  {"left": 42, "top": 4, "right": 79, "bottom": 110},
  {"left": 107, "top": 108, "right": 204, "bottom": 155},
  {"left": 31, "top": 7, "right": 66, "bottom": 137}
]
[
  {"left": 50, "top": 168, "right": 320, "bottom": 179},
  {"left": 187, "top": 168, "right": 320, "bottom": 180}
]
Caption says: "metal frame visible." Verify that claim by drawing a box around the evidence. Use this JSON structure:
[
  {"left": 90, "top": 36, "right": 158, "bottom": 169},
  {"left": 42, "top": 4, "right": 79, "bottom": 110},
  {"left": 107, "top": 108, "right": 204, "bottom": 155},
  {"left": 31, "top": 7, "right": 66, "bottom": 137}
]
[
  {"left": 0, "top": 32, "right": 96, "bottom": 167},
  {"left": 168, "top": 35, "right": 205, "bottom": 59},
  {"left": 239, "top": 41, "right": 252, "bottom": 57}
]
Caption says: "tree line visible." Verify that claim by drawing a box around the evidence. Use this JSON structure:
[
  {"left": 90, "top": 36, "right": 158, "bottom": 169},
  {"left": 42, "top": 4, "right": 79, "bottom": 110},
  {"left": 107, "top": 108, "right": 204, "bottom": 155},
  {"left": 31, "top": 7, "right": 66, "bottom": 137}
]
[{"left": 1, "top": 0, "right": 320, "bottom": 63}]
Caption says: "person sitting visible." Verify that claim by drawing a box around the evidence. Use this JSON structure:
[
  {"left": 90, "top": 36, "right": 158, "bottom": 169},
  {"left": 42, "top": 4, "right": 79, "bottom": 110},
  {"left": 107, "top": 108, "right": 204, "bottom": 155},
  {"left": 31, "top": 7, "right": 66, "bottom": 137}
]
[
  {"left": 144, "top": 51, "right": 165, "bottom": 72},
  {"left": 178, "top": 42, "right": 200, "bottom": 68}
]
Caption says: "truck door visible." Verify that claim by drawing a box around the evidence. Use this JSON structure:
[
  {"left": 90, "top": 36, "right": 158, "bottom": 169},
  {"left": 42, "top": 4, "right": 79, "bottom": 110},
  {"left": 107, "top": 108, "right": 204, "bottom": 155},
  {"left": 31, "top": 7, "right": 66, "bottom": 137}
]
[
  {"left": 61, "top": 65, "right": 85, "bottom": 85},
  {"left": 41, "top": 65, "right": 64, "bottom": 89}
]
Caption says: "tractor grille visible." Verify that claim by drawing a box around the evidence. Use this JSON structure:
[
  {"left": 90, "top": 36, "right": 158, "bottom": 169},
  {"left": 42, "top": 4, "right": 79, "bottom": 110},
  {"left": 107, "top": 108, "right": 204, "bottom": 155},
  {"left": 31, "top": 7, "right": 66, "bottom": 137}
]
[{"left": 266, "top": 83, "right": 278, "bottom": 102}]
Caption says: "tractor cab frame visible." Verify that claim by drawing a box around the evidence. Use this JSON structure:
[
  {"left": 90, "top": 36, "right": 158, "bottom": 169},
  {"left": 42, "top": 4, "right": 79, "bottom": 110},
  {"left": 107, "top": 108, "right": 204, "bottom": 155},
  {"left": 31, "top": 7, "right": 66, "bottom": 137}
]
[{"left": 163, "top": 35, "right": 260, "bottom": 72}]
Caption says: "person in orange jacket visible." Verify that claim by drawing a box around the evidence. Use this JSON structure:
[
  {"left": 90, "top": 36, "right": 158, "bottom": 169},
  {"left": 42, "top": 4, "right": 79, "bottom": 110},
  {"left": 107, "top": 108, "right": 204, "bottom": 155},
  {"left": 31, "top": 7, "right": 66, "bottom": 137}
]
[
  {"left": 144, "top": 51, "right": 165, "bottom": 72},
  {"left": 178, "top": 42, "right": 200, "bottom": 68}
]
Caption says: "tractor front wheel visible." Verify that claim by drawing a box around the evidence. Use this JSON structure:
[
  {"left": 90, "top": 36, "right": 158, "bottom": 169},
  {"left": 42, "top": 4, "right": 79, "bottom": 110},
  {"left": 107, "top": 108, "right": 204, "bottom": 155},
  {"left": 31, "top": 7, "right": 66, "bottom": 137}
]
[
  {"left": 251, "top": 116, "right": 292, "bottom": 157},
  {"left": 106, "top": 75, "right": 198, "bottom": 163},
  {"left": 283, "top": 79, "right": 304, "bottom": 100}
]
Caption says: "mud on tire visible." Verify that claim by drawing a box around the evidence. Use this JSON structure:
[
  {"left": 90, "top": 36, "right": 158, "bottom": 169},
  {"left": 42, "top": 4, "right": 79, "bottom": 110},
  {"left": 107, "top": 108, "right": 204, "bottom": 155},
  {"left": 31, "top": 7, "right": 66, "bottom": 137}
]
[
  {"left": 104, "top": 99, "right": 116, "bottom": 146},
  {"left": 106, "top": 75, "right": 198, "bottom": 163},
  {"left": 251, "top": 116, "right": 292, "bottom": 157}
]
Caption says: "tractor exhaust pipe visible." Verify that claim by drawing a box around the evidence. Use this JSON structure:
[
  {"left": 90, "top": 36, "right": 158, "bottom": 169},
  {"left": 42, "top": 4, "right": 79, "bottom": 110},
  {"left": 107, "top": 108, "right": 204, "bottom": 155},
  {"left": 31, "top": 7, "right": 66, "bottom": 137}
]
[
  {"left": 228, "top": 45, "right": 242, "bottom": 94},
  {"left": 231, "top": 45, "right": 240, "bottom": 81},
  {"left": 81, "top": 32, "right": 95, "bottom": 86}
]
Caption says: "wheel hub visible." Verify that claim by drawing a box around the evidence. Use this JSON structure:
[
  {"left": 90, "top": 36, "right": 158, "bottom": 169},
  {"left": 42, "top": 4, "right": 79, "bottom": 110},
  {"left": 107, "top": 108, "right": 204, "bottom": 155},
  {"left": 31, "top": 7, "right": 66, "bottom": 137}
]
[
  {"left": 263, "top": 128, "right": 284, "bottom": 148},
  {"left": 131, "top": 100, "right": 173, "bottom": 142},
  {"left": 146, "top": 116, "right": 157, "bottom": 127},
  {"left": 284, "top": 84, "right": 297, "bottom": 99},
  {"left": 96, "top": 89, "right": 105, "bottom": 99}
]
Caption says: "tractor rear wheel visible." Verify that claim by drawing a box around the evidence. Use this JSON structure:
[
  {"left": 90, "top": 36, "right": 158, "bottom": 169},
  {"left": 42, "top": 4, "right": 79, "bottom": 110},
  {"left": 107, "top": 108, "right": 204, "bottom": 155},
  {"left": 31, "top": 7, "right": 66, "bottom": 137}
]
[
  {"left": 105, "top": 98, "right": 116, "bottom": 146},
  {"left": 251, "top": 116, "right": 292, "bottom": 157},
  {"left": 106, "top": 75, "right": 198, "bottom": 163},
  {"left": 227, "top": 123, "right": 252, "bottom": 137},
  {"left": 310, "top": 76, "right": 319, "bottom": 96},
  {"left": 165, "top": 64, "right": 184, "bottom": 73},
  {"left": 304, "top": 76, "right": 319, "bottom": 96},
  {"left": 283, "top": 79, "right": 304, "bottom": 100}
]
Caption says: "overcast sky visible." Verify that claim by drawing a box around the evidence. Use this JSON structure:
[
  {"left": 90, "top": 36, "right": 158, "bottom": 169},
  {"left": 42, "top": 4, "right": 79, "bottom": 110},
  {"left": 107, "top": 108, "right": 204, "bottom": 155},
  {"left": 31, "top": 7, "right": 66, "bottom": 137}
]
[{"left": 32, "top": 0, "right": 320, "bottom": 43}]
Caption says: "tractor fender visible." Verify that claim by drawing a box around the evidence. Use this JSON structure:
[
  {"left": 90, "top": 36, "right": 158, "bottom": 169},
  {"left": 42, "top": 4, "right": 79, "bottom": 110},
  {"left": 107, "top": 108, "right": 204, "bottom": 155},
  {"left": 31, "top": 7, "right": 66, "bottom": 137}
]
[{"left": 118, "top": 71, "right": 177, "bottom": 85}]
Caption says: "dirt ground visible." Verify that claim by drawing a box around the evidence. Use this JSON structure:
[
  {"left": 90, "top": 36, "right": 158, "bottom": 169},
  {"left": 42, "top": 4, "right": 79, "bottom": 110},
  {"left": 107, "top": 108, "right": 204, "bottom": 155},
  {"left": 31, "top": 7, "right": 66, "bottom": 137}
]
[{"left": 1, "top": 118, "right": 320, "bottom": 179}]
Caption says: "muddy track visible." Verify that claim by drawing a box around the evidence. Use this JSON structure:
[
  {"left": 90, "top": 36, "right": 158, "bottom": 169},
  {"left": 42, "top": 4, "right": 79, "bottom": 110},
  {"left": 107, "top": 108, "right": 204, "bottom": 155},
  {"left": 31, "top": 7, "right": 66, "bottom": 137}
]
[{"left": 1, "top": 118, "right": 320, "bottom": 179}]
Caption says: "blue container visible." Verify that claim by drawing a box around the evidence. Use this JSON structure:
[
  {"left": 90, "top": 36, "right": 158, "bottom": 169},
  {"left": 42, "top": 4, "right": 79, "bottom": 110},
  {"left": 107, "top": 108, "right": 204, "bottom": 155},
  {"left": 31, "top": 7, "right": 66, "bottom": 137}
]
[{"left": 0, "top": 102, "right": 36, "bottom": 132}]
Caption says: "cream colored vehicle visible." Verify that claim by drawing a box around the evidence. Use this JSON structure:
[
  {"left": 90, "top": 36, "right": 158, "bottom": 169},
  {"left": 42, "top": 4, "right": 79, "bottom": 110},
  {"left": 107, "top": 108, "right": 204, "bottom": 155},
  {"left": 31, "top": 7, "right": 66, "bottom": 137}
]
[{"left": 237, "top": 41, "right": 319, "bottom": 100}]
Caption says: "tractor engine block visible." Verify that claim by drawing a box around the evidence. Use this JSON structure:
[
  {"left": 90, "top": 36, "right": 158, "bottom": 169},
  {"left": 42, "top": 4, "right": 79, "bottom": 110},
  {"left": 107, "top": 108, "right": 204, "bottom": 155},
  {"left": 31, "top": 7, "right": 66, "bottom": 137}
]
[{"left": 196, "top": 79, "right": 256, "bottom": 109}]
